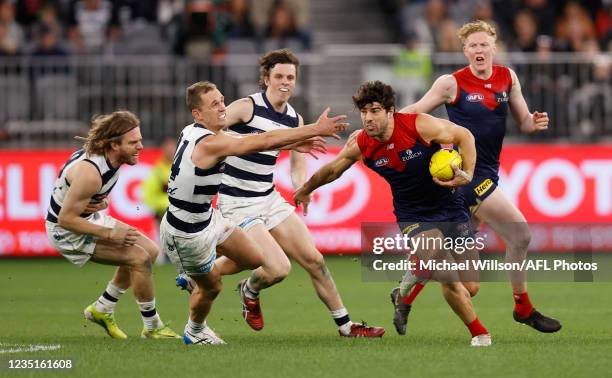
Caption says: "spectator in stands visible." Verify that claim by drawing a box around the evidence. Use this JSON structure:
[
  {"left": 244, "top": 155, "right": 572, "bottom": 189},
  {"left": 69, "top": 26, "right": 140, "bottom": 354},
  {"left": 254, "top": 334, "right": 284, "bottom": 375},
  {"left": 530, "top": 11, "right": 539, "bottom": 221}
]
[
  {"left": 436, "top": 18, "right": 461, "bottom": 52},
  {"left": 264, "top": 0, "right": 310, "bottom": 50},
  {"left": 393, "top": 31, "right": 433, "bottom": 105},
  {"left": 0, "top": 20, "right": 16, "bottom": 55},
  {"left": 226, "top": 0, "right": 255, "bottom": 39},
  {"left": 555, "top": 1, "right": 598, "bottom": 52},
  {"left": 32, "top": 23, "right": 67, "bottom": 56},
  {"left": 405, "top": 0, "right": 448, "bottom": 51},
  {"left": 568, "top": 42, "right": 611, "bottom": 139},
  {"left": 110, "top": 0, "right": 169, "bottom": 54},
  {"left": 67, "top": 0, "right": 118, "bottom": 54},
  {"left": 511, "top": 8, "right": 538, "bottom": 51},
  {"left": 157, "top": 0, "right": 184, "bottom": 54},
  {"left": 595, "top": 3, "right": 610, "bottom": 50},
  {"left": 32, "top": 2, "right": 63, "bottom": 42},
  {"left": 0, "top": 0, "right": 24, "bottom": 54},
  {"left": 16, "top": 0, "right": 53, "bottom": 30},
  {"left": 29, "top": 23, "right": 70, "bottom": 84},
  {"left": 522, "top": 0, "right": 556, "bottom": 37},
  {"left": 112, "top": 0, "right": 158, "bottom": 24}
]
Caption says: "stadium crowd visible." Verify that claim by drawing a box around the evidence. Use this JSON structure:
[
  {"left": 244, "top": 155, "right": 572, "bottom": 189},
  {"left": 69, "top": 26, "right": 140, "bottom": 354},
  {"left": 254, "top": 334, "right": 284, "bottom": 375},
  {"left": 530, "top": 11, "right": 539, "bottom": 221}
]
[
  {"left": 0, "top": 0, "right": 312, "bottom": 57},
  {"left": 381, "top": 0, "right": 610, "bottom": 53},
  {"left": 1, "top": 0, "right": 609, "bottom": 58}
]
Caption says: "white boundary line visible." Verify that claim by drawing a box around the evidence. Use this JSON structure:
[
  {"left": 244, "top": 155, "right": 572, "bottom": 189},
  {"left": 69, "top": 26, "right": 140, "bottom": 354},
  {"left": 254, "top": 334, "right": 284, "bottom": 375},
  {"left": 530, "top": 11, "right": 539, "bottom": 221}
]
[{"left": 0, "top": 343, "right": 62, "bottom": 354}]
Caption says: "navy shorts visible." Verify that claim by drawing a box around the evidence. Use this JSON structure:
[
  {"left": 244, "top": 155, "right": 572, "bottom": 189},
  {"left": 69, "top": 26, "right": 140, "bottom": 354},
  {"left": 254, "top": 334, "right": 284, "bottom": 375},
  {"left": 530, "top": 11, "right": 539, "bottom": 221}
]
[
  {"left": 460, "top": 175, "right": 498, "bottom": 211},
  {"left": 398, "top": 206, "right": 473, "bottom": 241}
]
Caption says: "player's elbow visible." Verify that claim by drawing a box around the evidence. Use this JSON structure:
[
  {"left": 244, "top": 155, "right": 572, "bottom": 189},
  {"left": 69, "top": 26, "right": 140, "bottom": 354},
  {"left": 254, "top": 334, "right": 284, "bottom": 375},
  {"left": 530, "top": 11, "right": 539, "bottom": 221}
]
[
  {"left": 57, "top": 213, "right": 72, "bottom": 229},
  {"left": 456, "top": 127, "right": 475, "bottom": 149}
]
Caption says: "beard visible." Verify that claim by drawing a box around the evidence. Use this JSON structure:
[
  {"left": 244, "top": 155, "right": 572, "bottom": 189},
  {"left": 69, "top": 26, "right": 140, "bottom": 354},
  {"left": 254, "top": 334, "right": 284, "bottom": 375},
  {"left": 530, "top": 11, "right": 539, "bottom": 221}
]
[{"left": 119, "top": 150, "right": 139, "bottom": 166}]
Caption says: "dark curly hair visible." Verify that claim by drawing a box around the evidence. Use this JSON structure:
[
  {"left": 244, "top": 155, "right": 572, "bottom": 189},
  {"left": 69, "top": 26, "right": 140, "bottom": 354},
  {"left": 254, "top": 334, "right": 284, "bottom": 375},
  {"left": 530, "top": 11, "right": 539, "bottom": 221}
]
[
  {"left": 84, "top": 111, "right": 140, "bottom": 155},
  {"left": 258, "top": 48, "right": 299, "bottom": 90},
  {"left": 352, "top": 81, "right": 396, "bottom": 111}
]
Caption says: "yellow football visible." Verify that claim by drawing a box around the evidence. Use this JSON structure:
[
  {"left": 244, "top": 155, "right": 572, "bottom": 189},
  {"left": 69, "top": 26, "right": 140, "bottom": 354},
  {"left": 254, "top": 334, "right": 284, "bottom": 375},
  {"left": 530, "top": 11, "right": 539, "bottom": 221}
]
[{"left": 429, "top": 148, "right": 462, "bottom": 181}]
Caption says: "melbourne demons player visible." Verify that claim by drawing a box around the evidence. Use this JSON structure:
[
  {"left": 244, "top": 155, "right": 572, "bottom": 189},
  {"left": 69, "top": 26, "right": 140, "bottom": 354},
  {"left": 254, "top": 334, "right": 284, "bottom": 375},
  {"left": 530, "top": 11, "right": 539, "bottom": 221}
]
[
  {"left": 396, "top": 20, "right": 560, "bottom": 334},
  {"left": 295, "top": 81, "right": 493, "bottom": 346}
]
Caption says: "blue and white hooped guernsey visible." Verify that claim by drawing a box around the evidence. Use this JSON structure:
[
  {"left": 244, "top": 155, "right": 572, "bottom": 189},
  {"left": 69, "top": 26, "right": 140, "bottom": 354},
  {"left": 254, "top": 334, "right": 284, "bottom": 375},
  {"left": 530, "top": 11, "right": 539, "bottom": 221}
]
[
  {"left": 164, "top": 123, "right": 225, "bottom": 237},
  {"left": 46, "top": 149, "right": 120, "bottom": 224},
  {"left": 218, "top": 92, "right": 299, "bottom": 199}
]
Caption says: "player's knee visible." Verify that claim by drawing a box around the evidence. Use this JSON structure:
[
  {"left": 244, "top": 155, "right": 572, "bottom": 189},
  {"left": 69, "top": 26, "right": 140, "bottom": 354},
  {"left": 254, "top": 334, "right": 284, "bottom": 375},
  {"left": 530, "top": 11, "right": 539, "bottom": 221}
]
[
  {"left": 442, "top": 281, "right": 465, "bottom": 295},
  {"left": 249, "top": 251, "right": 265, "bottom": 270},
  {"left": 196, "top": 277, "right": 222, "bottom": 300},
  {"left": 267, "top": 259, "right": 291, "bottom": 284},
  {"left": 464, "top": 282, "right": 480, "bottom": 297},
  {"left": 128, "top": 248, "right": 151, "bottom": 270},
  {"left": 147, "top": 243, "right": 160, "bottom": 262},
  {"left": 303, "top": 251, "right": 326, "bottom": 276},
  {"left": 207, "top": 279, "right": 222, "bottom": 299},
  {"left": 507, "top": 226, "right": 531, "bottom": 251}
]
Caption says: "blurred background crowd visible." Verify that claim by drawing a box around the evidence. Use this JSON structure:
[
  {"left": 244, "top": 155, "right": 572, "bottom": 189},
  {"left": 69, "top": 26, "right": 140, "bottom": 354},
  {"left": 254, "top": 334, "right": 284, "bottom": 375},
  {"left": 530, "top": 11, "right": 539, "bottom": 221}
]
[
  {"left": 0, "top": 0, "right": 609, "bottom": 146},
  {"left": 0, "top": 0, "right": 609, "bottom": 57},
  {"left": 0, "top": 0, "right": 313, "bottom": 57}
]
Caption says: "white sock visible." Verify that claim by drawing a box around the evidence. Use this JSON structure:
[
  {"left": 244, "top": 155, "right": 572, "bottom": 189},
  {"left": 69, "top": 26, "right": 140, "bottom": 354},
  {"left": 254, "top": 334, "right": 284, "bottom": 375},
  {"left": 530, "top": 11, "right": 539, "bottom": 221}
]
[
  {"left": 330, "top": 308, "right": 353, "bottom": 335},
  {"left": 187, "top": 318, "right": 206, "bottom": 335},
  {"left": 94, "top": 282, "right": 126, "bottom": 314},
  {"left": 244, "top": 278, "right": 259, "bottom": 299},
  {"left": 138, "top": 299, "right": 163, "bottom": 330}
]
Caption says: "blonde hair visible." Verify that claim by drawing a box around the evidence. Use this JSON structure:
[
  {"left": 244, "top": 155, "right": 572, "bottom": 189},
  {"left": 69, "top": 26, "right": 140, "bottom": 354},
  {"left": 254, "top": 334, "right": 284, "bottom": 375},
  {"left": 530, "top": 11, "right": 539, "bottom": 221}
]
[
  {"left": 457, "top": 20, "right": 497, "bottom": 45},
  {"left": 84, "top": 111, "right": 140, "bottom": 155},
  {"left": 186, "top": 81, "right": 217, "bottom": 110}
]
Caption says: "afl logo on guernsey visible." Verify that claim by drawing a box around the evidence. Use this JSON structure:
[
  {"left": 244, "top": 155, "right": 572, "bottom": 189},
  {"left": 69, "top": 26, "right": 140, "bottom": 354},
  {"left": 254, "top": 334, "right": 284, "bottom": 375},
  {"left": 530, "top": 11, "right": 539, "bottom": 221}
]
[
  {"left": 375, "top": 157, "right": 389, "bottom": 167},
  {"left": 466, "top": 93, "right": 484, "bottom": 102}
]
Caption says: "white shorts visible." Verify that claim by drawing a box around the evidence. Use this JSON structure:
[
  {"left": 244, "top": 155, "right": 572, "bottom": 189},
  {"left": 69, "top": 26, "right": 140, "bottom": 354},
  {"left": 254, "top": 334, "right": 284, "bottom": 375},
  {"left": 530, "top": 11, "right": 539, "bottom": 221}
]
[
  {"left": 45, "top": 212, "right": 117, "bottom": 267},
  {"left": 218, "top": 190, "right": 295, "bottom": 231},
  {"left": 160, "top": 208, "right": 236, "bottom": 275}
]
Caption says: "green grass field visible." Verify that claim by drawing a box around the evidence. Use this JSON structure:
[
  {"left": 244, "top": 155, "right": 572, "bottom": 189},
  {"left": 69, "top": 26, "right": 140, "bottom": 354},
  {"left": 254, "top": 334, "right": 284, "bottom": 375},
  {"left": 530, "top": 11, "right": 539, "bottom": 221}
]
[{"left": 1, "top": 257, "right": 611, "bottom": 377}]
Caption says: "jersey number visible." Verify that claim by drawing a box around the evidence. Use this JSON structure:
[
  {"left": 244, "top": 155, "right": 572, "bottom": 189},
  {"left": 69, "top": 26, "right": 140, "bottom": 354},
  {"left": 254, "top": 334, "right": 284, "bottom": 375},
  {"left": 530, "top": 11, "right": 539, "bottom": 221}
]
[{"left": 170, "top": 139, "right": 189, "bottom": 181}]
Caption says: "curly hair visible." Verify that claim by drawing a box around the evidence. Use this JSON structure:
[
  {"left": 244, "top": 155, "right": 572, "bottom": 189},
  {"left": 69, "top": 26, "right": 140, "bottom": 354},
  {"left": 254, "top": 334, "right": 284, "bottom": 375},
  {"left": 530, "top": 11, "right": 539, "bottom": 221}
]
[
  {"left": 457, "top": 20, "right": 497, "bottom": 46},
  {"left": 352, "top": 81, "right": 396, "bottom": 111},
  {"left": 83, "top": 111, "right": 140, "bottom": 155},
  {"left": 258, "top": 48, "right": 299, "bottom": 90}
]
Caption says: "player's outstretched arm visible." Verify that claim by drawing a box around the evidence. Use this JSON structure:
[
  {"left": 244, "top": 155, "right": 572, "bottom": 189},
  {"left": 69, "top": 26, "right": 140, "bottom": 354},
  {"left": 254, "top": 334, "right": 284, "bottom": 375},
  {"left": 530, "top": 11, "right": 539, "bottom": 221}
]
[
  {"left": 508, "top": 68, "right": 549, "bottom": 134},
  {"left": 282, "top": 115, "right": 328, "bottom": 161},
  {"left": 207, "top": 107, "right": 347, "bottom": 159},
  {"left": 58, "top": 162, "right": 138, "bottom": 246},
  {"left": 293, "top": 130, "right": 362, "bottom": 215},
  {"left": 399, "top": 74, "right": 457, "bottom": 114},
  {"left": 415, "top": 113, "right": 476, "bottom": 188}
]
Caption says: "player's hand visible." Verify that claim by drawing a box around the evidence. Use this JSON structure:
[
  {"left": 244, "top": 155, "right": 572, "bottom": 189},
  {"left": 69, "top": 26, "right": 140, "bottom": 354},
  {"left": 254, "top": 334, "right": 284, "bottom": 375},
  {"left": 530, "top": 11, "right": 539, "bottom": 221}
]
[
  {"left": 432, "top": 163, "right": 472, "bottom": 188},
  {"left": 109, "top": 224, "right": 139, "bottom": 246},
  {"left": 532, "top": 111, "right": 549, "bottom": 132},
  {"left": 293, "top": 187, "right": 312, "bottom": 216},
  {"left": 293, "top": 137, "right": 328, "bottom": 159},
  {"left": 84, "top": 197, "right": 108, "bottom": 213},
  {"left": 313, "top": 107, "right": 349, "bottom": 140}
]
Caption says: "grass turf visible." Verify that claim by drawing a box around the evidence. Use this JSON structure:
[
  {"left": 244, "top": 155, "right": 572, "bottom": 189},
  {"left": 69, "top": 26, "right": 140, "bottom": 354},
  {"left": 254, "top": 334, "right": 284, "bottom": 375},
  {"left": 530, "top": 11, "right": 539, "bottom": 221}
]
[{"left": 1, "top": 257, "right": 611, "bottom": 377}]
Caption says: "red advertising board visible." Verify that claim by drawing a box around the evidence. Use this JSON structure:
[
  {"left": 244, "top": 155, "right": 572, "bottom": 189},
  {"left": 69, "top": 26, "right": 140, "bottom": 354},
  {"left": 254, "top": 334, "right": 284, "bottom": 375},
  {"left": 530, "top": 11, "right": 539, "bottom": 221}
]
[{"left": 1, "top": 144, "right": 611, "bottom": 256}]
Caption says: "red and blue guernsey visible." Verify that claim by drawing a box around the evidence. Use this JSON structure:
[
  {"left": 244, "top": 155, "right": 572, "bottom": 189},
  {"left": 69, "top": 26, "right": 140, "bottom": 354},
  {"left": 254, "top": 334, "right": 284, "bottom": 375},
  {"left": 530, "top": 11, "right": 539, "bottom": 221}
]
[
  {"left": 357, "top": 113, "right": 468, "bottom": 223},
  {"left": 446, "top": 65, "right": 512, "bottom": 182}
]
